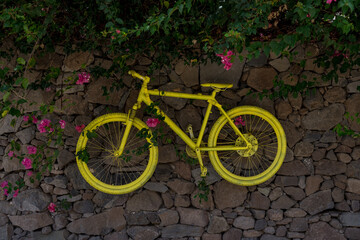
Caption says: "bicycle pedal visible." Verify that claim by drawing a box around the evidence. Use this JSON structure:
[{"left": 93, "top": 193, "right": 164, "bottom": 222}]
[{"left": 186, "top": 124, "right": 195, "bottom": 139}]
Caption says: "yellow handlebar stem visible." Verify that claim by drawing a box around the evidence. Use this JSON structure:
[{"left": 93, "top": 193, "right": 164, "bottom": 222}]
[{"left": 128, "top": 70, "right": 150, "bottom": 83}]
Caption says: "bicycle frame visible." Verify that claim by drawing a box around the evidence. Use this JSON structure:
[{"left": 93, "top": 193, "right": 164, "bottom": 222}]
[{"left": 117, "top": 71, "right": 253, "bottom": 176}]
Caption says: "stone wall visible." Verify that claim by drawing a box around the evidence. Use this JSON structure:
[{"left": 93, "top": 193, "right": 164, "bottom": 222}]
[{"left": 1, "top": 42, "right": 360, "bottom": 240}]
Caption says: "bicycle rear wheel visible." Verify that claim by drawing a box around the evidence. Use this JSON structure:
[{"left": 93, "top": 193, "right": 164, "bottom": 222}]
[
  {"left": 76, "top": 113, "right": 158, "bottom": 194},
  {"left": 208, "top": 106, "right": 286, "bottom": 186}
]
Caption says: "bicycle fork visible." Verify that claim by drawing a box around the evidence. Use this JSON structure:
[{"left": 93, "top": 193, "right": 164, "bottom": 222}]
[{"left": 114, "top": 104, "right": 139, "bottom": 157}]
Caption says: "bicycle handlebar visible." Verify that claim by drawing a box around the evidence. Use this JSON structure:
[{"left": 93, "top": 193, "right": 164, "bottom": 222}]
[{"left": 128, "top": 70, "right": 146, "bottom": 81}]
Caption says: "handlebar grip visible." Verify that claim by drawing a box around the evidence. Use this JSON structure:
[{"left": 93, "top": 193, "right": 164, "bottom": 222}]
[{"left": 128, "top": 70, "right": 145, "bottom": 81}]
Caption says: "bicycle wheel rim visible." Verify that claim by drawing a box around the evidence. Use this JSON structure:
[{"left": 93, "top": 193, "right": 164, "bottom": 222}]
[
  {"left": 76, "top": 113, "right": 158, "bottom": 194},
  {"left": 208, "top": 106, "right": 286, "bottom": 185}
]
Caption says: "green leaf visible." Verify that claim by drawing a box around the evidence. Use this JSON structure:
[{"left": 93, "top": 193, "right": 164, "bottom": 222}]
[
  {"left": 21, "top": 78, "right": 29, "bottom": 89},
  {"left": 16, "top": 57, "right": 26, "bottom": 65},
  {"left": 164, "top": 1, "right": 169, "bottom": 8},
  {"left": 3, "top": 91, "right": 10, "bottom": 102}
]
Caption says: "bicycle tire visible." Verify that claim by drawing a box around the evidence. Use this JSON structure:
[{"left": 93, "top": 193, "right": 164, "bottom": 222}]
[
  {"left": 76, "top": 113, "right": 158, "bottom": 194},
  {"left": 208, "top": 106, "right": 286, "bottom": 186}
]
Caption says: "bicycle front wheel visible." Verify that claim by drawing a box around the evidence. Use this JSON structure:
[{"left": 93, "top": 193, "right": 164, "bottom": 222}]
[
  {"left": 76, "top": 113, "right": 158, "bottom": 194},
  {"left": 208, "top": 106, "right": 286, "bottom": 186}
]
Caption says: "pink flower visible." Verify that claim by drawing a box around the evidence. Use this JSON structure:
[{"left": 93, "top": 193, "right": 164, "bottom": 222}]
[
  {"left": 216, "top": 50, "right": 234, "bottom": 71},
  {"left": 45, "top": 87, "right": 51, "bottom": 92},
  {"left": 59, "top": 120, "right": 66, "bottom": 129},
  {"left": 75, "top": 124, "right": 86, "bottom": 133},
  {"left": 0, "top": 181, "right": 8, "bottom": 188},
  {"left": 48, "top": 203, "right": 56, "bottom": 213},
  {"left": 37, "top": 119, "right": 51, "bottom": 133},
  {"left": 111, "top": 36, "right": 115, "bottom": 40},
  {"left": 76, "top": 72, "right": 91, "bottom": 85},
  {"left": 307, "top": 13, "right": 311, "bottom": 17},
  {"left": 22, "top": 158, "right": 32, "bottom": 169},
  {"left": 8, "top": 151, "right": 14, "bottom": 157},
  {"left": 116, "top": 29, "right": 121, "bottom": 34},
  {"left": 326, "top": 0, "right": 336, "bottom": 4},
  {"left": 125, "top": 48, "right": 130, "bottom": 52},
  {"left": 27, "top": 171, "right": 33, "bottom": 177},
  {"left": 13, "top": 189, "right": 19, "bottom": 197},
  {"left": 32, "top": 116, "right": 38, "bottom": 123},
  {"left": 27, "top": 146, "right": 37, "bottom": 155},
  {"left": 3, "top": 189, "right": 8, "bottom": 196},
  {"left": 234, "top": 116, "right": 246, "bottom": 127},
  {"left": 23, "top": 116, "right": 29, "bottom": 122},
  {"left": 146, "top": 118, "right": 161, "bottom": 127}
]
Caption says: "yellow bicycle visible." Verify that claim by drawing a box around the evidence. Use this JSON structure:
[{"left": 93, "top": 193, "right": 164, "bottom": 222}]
[{"left": 76, "top": 71, "right": 287, "bottom": 194}]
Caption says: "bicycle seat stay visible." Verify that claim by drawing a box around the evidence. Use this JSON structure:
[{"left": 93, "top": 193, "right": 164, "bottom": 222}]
[{"left": 201, "top": 83, "right": 233, "bottom": 89}]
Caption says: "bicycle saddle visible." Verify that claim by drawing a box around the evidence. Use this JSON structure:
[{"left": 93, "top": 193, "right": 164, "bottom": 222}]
[{"left": 201, "top": 83, "right": 233, "bottom": 89}]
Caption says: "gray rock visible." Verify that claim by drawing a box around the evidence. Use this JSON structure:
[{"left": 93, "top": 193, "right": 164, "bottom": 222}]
[
  {"left": 303, "top": 89, "right": 324, "bottom": 111},
  {"left": 302, "top": 104, "right": 345, "bottom": 130},
  {"left": 191, "top": 165, "right": 221, "bottom": 186},
  {"left": 127, "top": 226, "right": 159, "bottom": 240},
  {"left": 161, "top": 224, "right": 204, "bottom": 238},
  {"left": 207, "top": 216, "right": 230, "bottom": 233},
  {"left": 44, "top": 175, "right": 68, "bottom": 188},
  {"left": 269, "top": 57, "right": 290, "bottom": 72},
  {"left": 158, "top": 209, "right": 179, "bottom": 226},
  {"left": 339, "top": 213, "right": 360, "bottom": 227},
  {"left": 84, "top": 77, "right": 125, "bottom": 106},
  {"left": 223, "top": 228, "right": 243, "bottom": 240},
  {"left": 247, "top": 53, "right": 268, "bottom": 67},
  {"left": 158, "top": 144, "right": 178, "bottom": 163},
  {"left": 55, "top": 94, "right": 89, "bottom": 115},
  {"left": 13, "top": 189, "right": 51, "bottom": 212},
  {"left": 200, "top": 56, "right": 245, "bottom": 88},
  {"left": 144, "top": 182, "right": 168, "bottom": 193},
  {"left": 0, "top": 213, "right": 8, "bottom": 226},
  {"left": 178, "top": 207, "right": 209, "bottom": 227},
  {"left": 344, "top": 94, "right": 360, "bottom": 131},
  {"left": 67, "top": 207, "right": 125, "bottom": 235},
  {"left": 289, "top": 217, "right": 308, "bottom": 232},
  {"left": 347, "top": 81, "right": 360, "bottom": 93},
  {"left": 233, "top": 216, "right": 255, "bottom": 230},
  {"left": 0, "top": 201, "right": 17, "bottom": 215},
  {"left": 62, "top": 51, "right": 94, "bottom": 72},
  {"left": 249, "top": 192, "right": 270, "bottom": 210},
  {"left": 280, "top": 121, "right": 303, "bottom": 148},
  {"left": 0, "top": 114, "right": 22, "bottom": 135},
  {"left": 260, "top": 234, "right": 288, "bottom": 240},
  {"left": 64, "top": 163, "right": 92, "bottom": 190},
  {"left": 304, "top": 222, "right": 346, "bottom": 240},
  {"left": 53, "top": 214, "right": 68, "bottom": 231},
  {"left": 346, "top": 178, "right": 360, "bottom": 195},
  {"left": 314, "top": 160, "right": 346, "bottom": 175},
  {"left": 345, "top": 228, "right": 360, "bottom": 240},
  {"left": 320, "top": 130, "right": 337, "bottom": 143},
  {"left": 175, "top": 104, "right": 202, "bottom": 131},
  {"left": 9, "top": 212, "right": 54, "bottom": 231},
  {"left": 300, "top": 190, "right": 334, "bottom": 215},
  {"left": 158, "top": 83, "right": 192, "bottom": 110},
  {"left": 57, "top": 149, "right": 75, "bottom": 169},
  {"left": 0, "top": 224, "right": 13, "bottom": 240},
  {"left": 347, "top": 160, "right": 360, "bottom": 179},
  {"left": 180, "top": 64, "right": 199, "bottom": 87},
  {"left": 247, "top": 67, "right": 277, "bottom": 92},
  {"left": 167, "top": 179, "right": 195, "bottom": 195},
  {"left": 271, "top": 195, "right": 296, "bottom": 209},
  {"left": 126, "top": 190, "right": 162, "bottom": 211},
  {"left": 213, "top": 180, "right": 248, "bottom": 210},
  {"left": 73, "top": 200, "right": 94, "bottom": 214},
  {"left": 15, "top": 127, "right": 35, "bottom": 144},
  {"left": 126, "top": 212, "right": 150, "bottom": 226},
  {"left": 104, "top": 230, "right": 128, "bottom": 240}
]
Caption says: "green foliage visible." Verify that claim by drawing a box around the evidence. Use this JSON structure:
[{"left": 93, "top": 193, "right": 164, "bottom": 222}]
[
  {"left": 193, "top": 177, "right": 210, "bottom": 203},
  {"left": 77, "top": 148, "right": 90, "bottom": 164},
  {"left": 333, "top": 112, "right": 360, "bottom": 138}
]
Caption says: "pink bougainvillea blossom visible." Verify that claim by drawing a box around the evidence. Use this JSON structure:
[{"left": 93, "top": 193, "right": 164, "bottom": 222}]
[
  {"left": 111, "top": 36, "right": 115, "bottom": 40},
  {"left": 27, "top": 171, "right": 33, "bottom": 177},
  {"left": 8, "top": 151, "right": 14, "bottom": 157},
  {"left": 76, "top": 72, "right": 91, "bottom": 85},
  {"left": 48, "top": 203, "right": 56, "bottom": 213},
  {"left": 116, "top": 29, "right": 121, "bottom": 34},
  {"left": 32, "top": 116, "right": 38, "bottom": 123},
  {"left": 307, "top": 13, "right": 311, "bottom": 18},
  {"left": 216, "top": 50, "right": 234, "bottom": 70},
  {"left": 59, "top": 120, "right": 66, "bottom": 129},
  {"left": 75, "top": 124, "right": 86, "bottom": 133},
  {"left": 0, "top": 181, "right": 8, "bottom": 188},
  {"left": 37, "top": 119, "right": 51, "bottom": 133},
  {"left": 22, "top": 158, "right": 32, "bottom": 169},
  {"left": 332, "top": 50, "right": 349, "bottom": 59},
  {"left": 3, "top": 188, "right": 8, "bottom": 196},
  {"left": 27, "top": 146, "right": 37, "bottom": 155},
  {"left": 45, "top": 87, "right": 51, "bottom": 92},
  {"left": 13, "top": 189, "right": 19, "bottom": 197},
  {"left": 326, "top": 0, "right": 336, "bottom": 4},
  {"left": 146, "top": 118, "right": 161, "bottom": 128},
  {"left": 234, "top": 116, "right": 246, "bottom": 127},
  {"left": 23, "top": 115, "right": 29, "bottom": 122}
]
